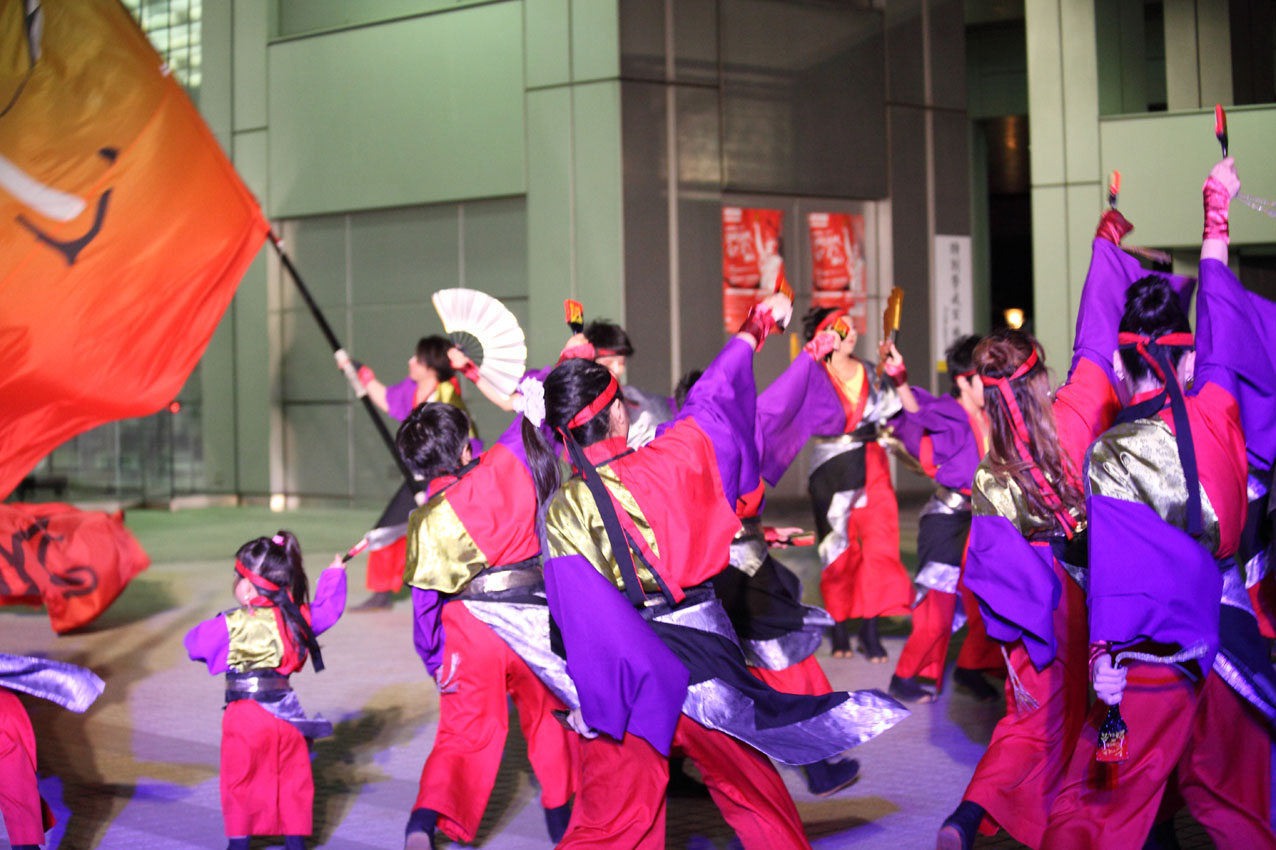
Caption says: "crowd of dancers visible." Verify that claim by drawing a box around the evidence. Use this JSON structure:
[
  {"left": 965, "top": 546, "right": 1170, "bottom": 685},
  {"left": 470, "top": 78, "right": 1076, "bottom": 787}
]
[{"left": 3, "top": 157, "right": 1275, "bottom": 850}]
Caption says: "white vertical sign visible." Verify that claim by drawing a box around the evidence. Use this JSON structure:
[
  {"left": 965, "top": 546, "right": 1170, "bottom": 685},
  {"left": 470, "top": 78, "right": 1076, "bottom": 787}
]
[{"left": 932, "top": 235, "right": 972, "bottom": 367}]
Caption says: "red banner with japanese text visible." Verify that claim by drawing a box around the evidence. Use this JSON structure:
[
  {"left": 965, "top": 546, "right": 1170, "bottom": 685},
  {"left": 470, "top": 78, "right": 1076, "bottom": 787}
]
[
  {"left": 0, "top": 0, "right": 270, "bottom": 498},
  {"left": 0, "top": 503, "right": 149, "bottom": 633},
  {"left": 722, "top": 206, "right": 784, "bottom": 334},
  {"left": 808, "top": 212, "right": 867, "bottom": 334}
]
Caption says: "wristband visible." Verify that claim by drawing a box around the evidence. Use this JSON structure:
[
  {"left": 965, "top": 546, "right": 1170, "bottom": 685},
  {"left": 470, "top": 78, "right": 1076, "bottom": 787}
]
[
  {"left": 1203, "top": 176, "right": 1230, "bottom": 243},
  {"left": 883, "top": 360, "right": 908, "bottom": 387},
  {"left": 460, "top": 360, "right": 481, "bottom": 383},
  {"left": 804, "top": 332, "right": 837, "bottom": 361},
  {"left": 1095, "top": 209, "right": 1133, "bottom": 245},
  {"left": 738, "top": 303, "right": 777, "bottom": 352},
  {"left": 357, "top": 365, "right": 375, "bottom": 387}
]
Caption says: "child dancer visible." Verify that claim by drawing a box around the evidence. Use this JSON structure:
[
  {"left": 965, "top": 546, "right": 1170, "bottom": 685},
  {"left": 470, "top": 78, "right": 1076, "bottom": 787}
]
[{"left": 185, "top": 532, "right": 347, "bottom": 850}]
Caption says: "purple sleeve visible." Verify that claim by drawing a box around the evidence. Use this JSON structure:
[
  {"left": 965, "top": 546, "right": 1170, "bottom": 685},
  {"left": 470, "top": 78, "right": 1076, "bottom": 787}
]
[
  {"left": 309, "top": 567, "right": 348, "bottom": 636},
  {"left": 1195, "top": 258, "right": 1276, "bottom": 471},
  {"left": 1088, "top": 494, "right": 1221, "bottom": 670},
  {"left": 385, "top": 377, "right": 418, "bottom": 422},
  {"left": 184, "top": 616, "right": 231, "bottom": 675},
  {"left": 1070, "top": 238, "right": 1196, "bottom": 391},
  {"left": 544, "top": 552, "right": 688, "bottom": 755},
  {"left": 412, "top": 588, "right": 445, "bottom": 676},
  {"left": 655, "top": 337, "right": 758, "bottom": 506},
  {"left": 963, "top": 515, "right": 1062, "bottom": 669},
  {"left": 755, "top": 352, "right": 845, "bottom": 485},
  {"left": 893, "top": 387, "right": 940, "bottom": 458}
]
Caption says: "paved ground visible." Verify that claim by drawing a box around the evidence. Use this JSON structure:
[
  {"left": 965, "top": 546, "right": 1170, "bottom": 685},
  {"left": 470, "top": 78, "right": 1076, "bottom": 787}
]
[{"left": 0, "top": 502, "right": 1222, "bottom": 849}]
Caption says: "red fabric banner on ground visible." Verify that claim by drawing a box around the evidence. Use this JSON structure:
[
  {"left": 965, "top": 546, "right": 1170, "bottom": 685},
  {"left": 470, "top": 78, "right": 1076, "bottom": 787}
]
[
  {"left": 0, "top": 503, "right": 149, "bottom": 633},
  {"left": 722, "top": 207, "right": 784, "bottom": 334},
  {"left": 808, "top": 212, "right": 867, "bottom": 333},
  {"left": 0, "top": 0, "right": 269, "bottom": 498}
]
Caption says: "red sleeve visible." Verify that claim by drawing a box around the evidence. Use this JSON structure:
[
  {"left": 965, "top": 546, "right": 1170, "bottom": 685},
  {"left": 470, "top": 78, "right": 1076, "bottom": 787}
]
[
  {"left": 445, "top": 443, "right": 540, "bottom": 566},
  {"left": 1053, "top": 357, "right": 1122, "bottom": 477}
]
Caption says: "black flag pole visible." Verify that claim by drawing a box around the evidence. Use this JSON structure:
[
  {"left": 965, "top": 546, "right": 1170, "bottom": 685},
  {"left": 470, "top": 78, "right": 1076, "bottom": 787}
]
[{"left": 267, "top": 231, "right": 422, "bottom": 494}]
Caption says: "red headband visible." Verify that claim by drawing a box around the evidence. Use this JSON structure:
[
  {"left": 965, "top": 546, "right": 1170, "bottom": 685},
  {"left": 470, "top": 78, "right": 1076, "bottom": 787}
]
[
  {"left": 595, "top": 348, "right": 623, "bottom": 358},
  {"left": 235, "top": 560, "right": 280, "bottom": 592},
  {"left": 816, "top": 309, "right": 849, "bottom": 336},
  {"left": 1117, "top": 332, "right": 1194, "bottom": 384},
  {"left": 566, "top": 376, "right": 620, "bottom": 430},
  {"left": 981, "top": 349, "right": 1078, "bottom": 533}
]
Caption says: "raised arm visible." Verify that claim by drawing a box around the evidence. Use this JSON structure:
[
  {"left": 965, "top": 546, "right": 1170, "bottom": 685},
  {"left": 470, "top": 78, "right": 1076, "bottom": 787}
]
[
  {"left": 309, "top": 562, "right": 348, "bottom": 635},
  {"left": 658, "top": 293, "right": 792, "bottom": 504}
]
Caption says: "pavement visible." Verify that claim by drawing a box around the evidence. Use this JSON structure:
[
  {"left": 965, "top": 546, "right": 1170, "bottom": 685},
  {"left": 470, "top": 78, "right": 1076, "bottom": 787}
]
[{"left": 0, "top": 502, "right": 1222, "bottom": 849}]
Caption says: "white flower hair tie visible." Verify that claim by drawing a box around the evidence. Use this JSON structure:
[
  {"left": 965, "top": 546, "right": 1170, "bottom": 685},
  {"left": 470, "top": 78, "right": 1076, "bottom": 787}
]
[{"left": 514, "top": 376, "right": 546, "bottom": 428}]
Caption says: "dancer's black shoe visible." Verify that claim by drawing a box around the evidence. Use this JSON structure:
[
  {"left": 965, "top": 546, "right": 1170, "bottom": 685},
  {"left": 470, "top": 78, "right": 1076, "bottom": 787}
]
[
  {"left": 952, "top": 667, "right": 1000, "bottom": 703},
  {"left": 544, "top": 801, "right": 573, "bottom": 842},
  {"left": 937, "top": 800, "right": 984, "bottom": 850},
  {"left": 404, "top": 807, "right": 438, "bottom": 849},
  {"left": 857, "top": 618, "right": 888, "bottom": 662},
  {"left": 889, "top": 674, "right": 936, "bottom": 703},
  {"left": 802, "top": 756, "right": 861, "bottom": 797}
]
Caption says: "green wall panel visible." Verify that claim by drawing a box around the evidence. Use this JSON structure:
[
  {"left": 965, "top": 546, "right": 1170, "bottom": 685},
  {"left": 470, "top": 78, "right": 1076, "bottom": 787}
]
[
  {"left": 1026, "top": 0, "right": 1066, "bottom": 185},
  {"left": 349, "top": 207, "right": 459, "bottom": 305},
  {"left": 1030, "top": 186, "right": 1071, "bottom": 369},
  {"left": 570, "top": 0, "right": 620, "bottom": 81},
  {"left": 282, "top": 215, "right": 348, "bottom": 310},
  {"left": 572, "top": 81, "right": 625, "bottom": 324},
  {"left": 233, "top": 251, "right": 271, "bottom": 495},
  {"left": 233, "top": 0, "right": 269, "bottom": 131},
  {"left": 274, "top": 0, "right": 502, "bottom": 40},
  {"left": 1100, "top": 106, "right": 1276, "bottom": 247},
  {"left": 526, "top": 0, "right": 572, "bottom": 87},
  {"left": 526, "top": 87, "right": 575, "bottom": 367},
  {"left": 267, "top": 2, "right": 526, "bottom": 217},
  {"left": 463, "top": 197, "right": 529, "bottom": 299}
]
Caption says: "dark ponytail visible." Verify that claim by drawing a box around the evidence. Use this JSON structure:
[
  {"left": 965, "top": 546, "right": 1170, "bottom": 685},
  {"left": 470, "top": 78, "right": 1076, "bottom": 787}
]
[
  {"left": 522, "top": 416, "right": 561, "bottom": 506},
  {"left": 396, "top": 402, "right": 471, "bottom": 483},
  {"left": 1118, "top": 275, "right": 1192, "bottom": 384},
  {"left": 519, "top": 358, "right": 621, "bottom": 506},
  {"left": 235, "top": 530, "right": 321, "bottom": 671}
]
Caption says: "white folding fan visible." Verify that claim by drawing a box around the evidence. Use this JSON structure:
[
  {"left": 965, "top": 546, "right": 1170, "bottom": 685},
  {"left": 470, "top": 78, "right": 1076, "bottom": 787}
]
[{"left": 432, "top": 288, "right": 528, "bottom": 396}]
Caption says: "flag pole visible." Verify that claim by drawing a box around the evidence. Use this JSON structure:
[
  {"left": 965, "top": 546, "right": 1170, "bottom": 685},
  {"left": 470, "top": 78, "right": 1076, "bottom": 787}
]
[{"left": 267, "top": 232, "right": 422, "bottom": 494}]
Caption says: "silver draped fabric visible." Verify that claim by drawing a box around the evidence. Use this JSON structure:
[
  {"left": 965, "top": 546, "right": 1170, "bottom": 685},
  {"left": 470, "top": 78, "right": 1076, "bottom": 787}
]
[
  {"left": 0, "top": 653, "right": 104, "bottom": 713},
  {"left": 817, "top": 489, "right": 860, "bottom": 568},
  {"left": 682, "top": 679, "right": 908, "bottom": 765},
  {"left": 915, "top": 561, "right": 961, "bottom": 596},
  {"left": 462, "top": 598, "right": 581, "bottom": 709},
  {"left": 255, "top": 691, "right": 333, "bottom": 739},
  {"left": 651, "top": 597, "right": 909, "bottom": 764},
  {"left": 741, "top": 606, "right": 834, "bottom": 670},
  {"left": 1220, "top": 562, "right": 1254, "bottom": 614}
]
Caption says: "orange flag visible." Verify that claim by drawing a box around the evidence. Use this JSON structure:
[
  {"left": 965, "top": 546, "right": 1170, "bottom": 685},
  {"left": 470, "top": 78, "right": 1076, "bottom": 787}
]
[
  {"left": 0, "top": 502, "right": 149, "bottom": 633},
  {"left": 0, "top": 0, "right": 269, "bottom": 498}
]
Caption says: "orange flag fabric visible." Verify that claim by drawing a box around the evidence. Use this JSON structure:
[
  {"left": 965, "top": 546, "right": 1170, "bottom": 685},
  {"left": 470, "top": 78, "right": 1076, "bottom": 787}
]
[
  {"left": 0, "top": 0, "right": 269, "bottom": 498},
  {"left": 0, "top": 502, "right": 149, "bottom": 633}
]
